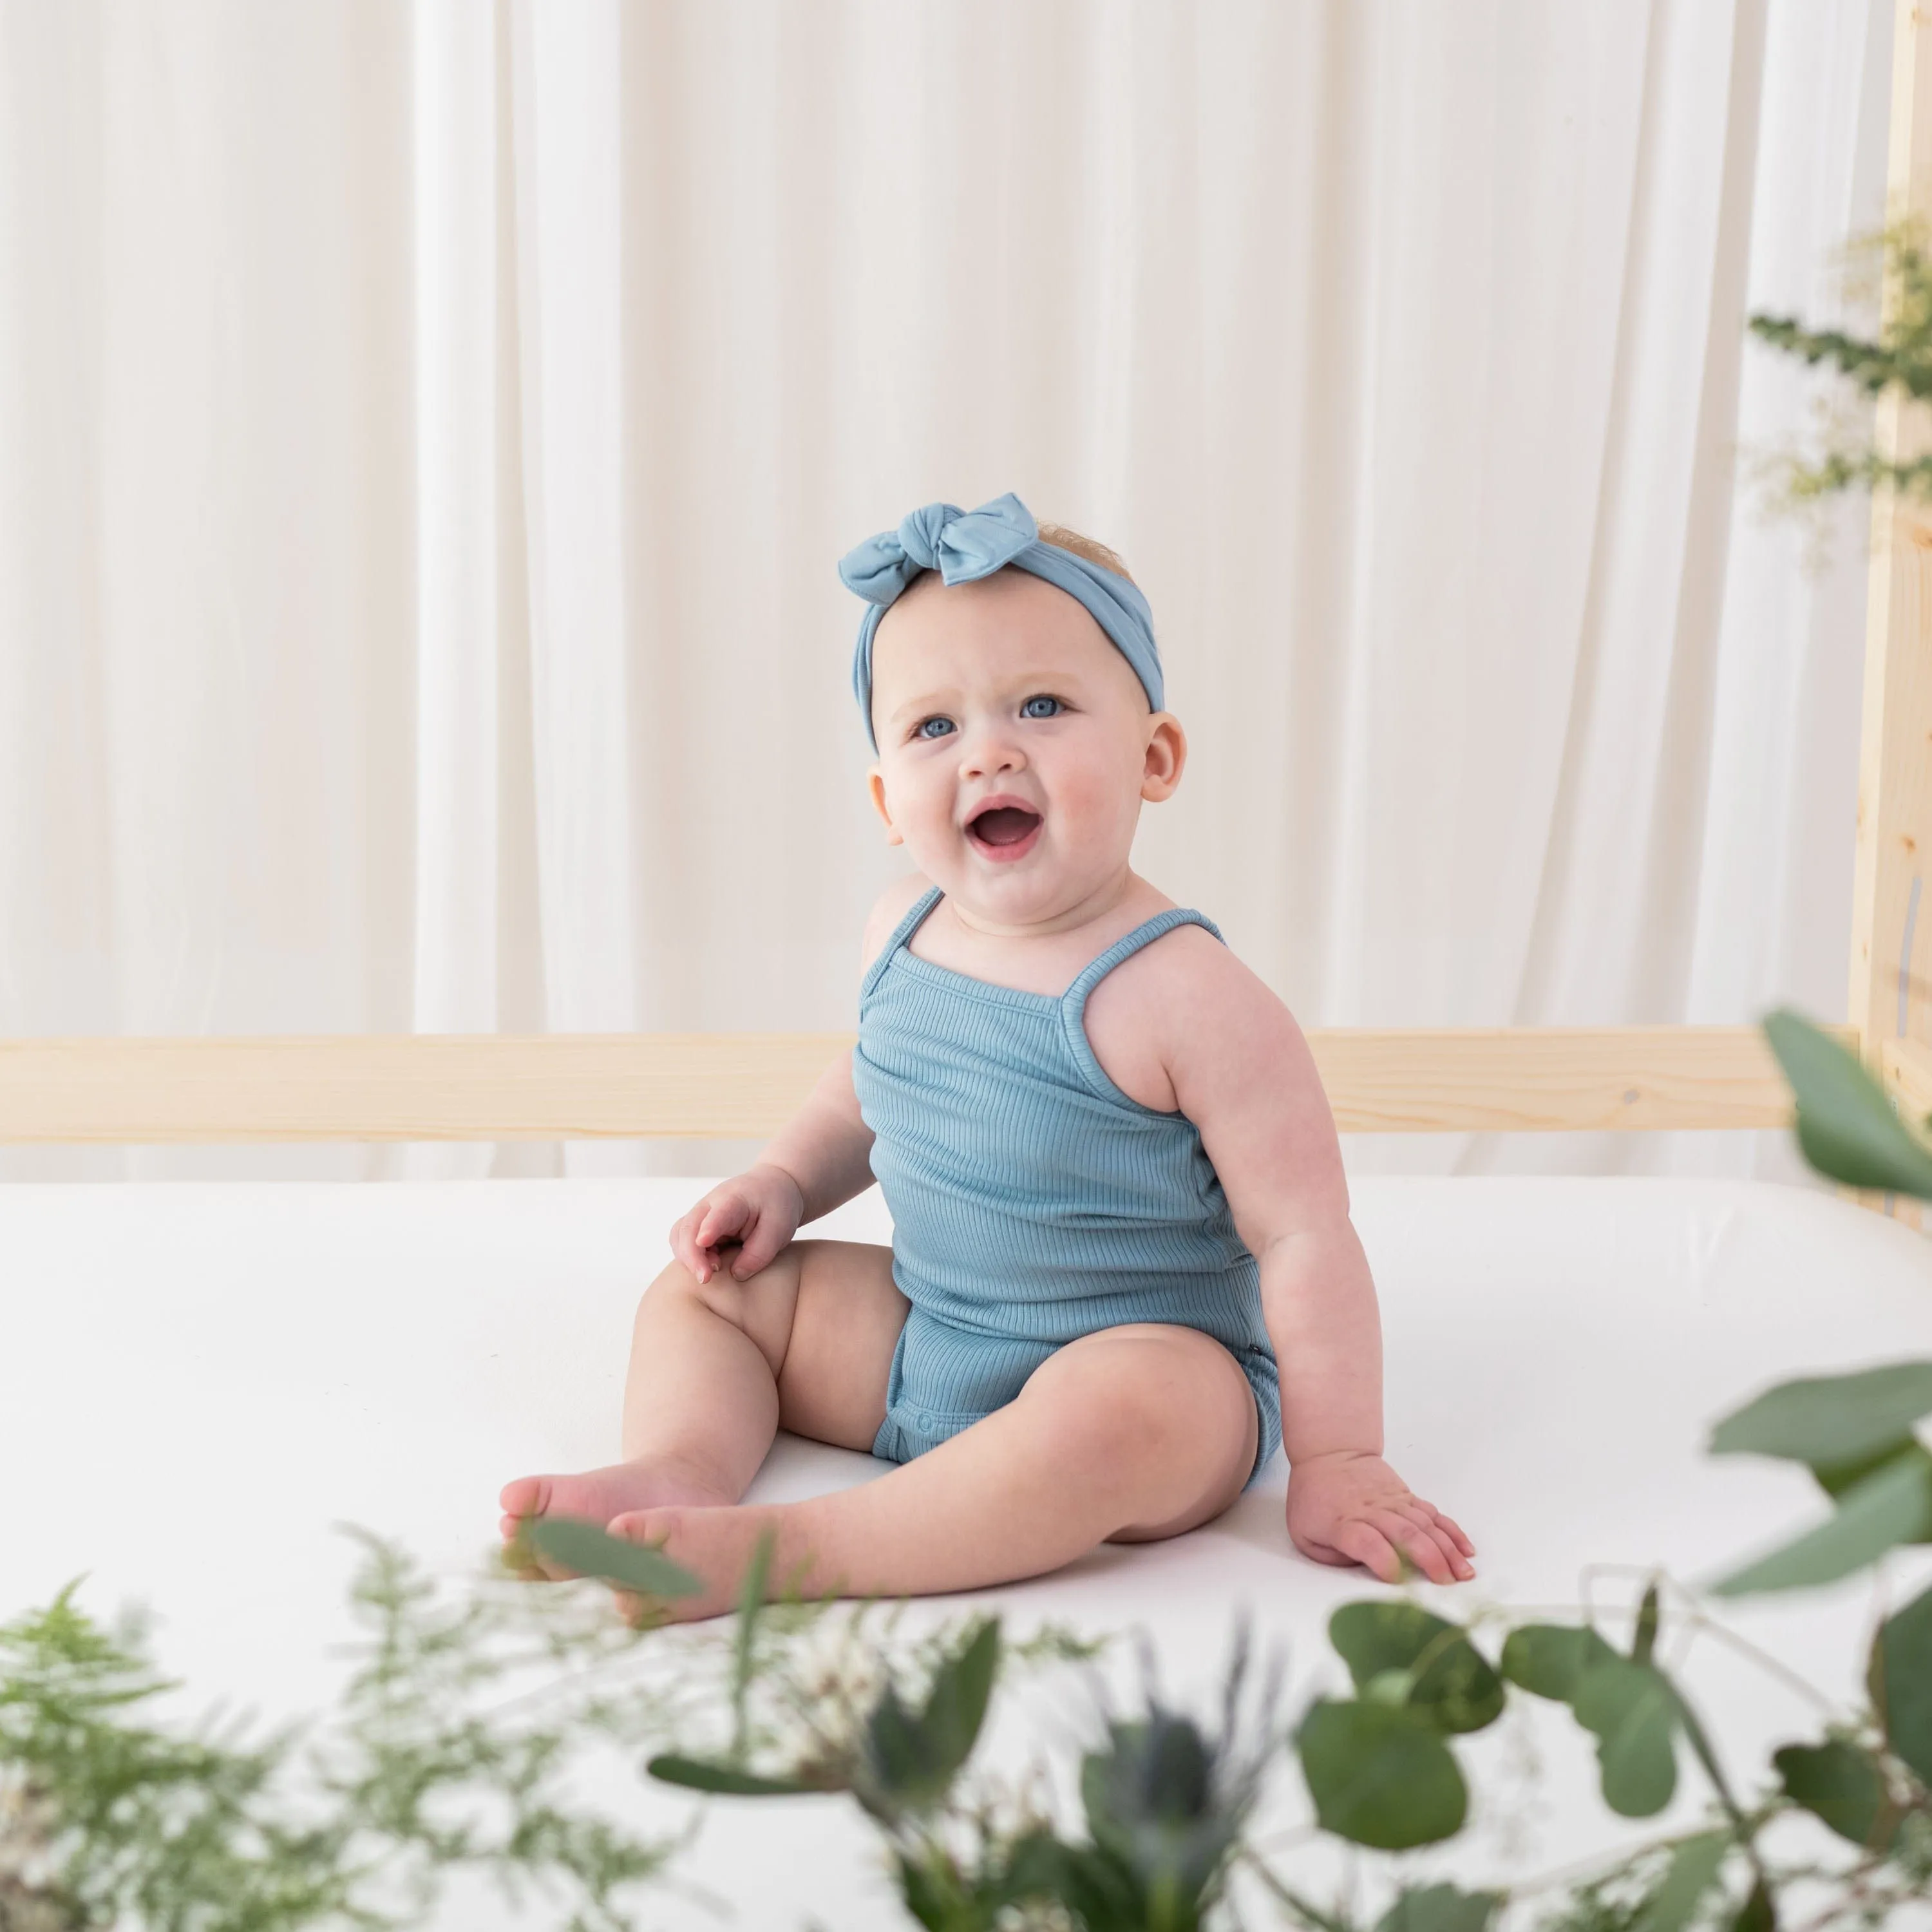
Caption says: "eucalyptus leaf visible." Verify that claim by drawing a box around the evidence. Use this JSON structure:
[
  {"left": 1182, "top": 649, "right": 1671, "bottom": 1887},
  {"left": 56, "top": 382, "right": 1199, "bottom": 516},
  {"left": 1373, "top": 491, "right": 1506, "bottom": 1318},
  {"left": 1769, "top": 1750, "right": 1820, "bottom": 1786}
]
[
  {"left": 525, "top": 1516, "right": 703, "bottom": 1598},
  {"left": 1629, "top": 1830, "right": 1728, "bottom": 1932},
  {"left": 1727, "top": 1878, "right": 1776, "bottom": 1932},
  {"left": 918, "top": 1615, "right": 1001, "bottom": 1772},
  {"left": 1571, "top": 1655, "right": 1678, "bottom": 1817},
  {"left": 1870, "top": 1578, "right": 1932, "bottom": 1784},
  {"left": 645, "top": 1754, "right": 819, "bottom": 1797},
  {"left": 1295, "top": 1699, "right": 1468, "bottom": 1850},
  {"left": 1774, "top": 1739, "right": 1895, "bottom": 1848},
  {"left": 1630, "top": 1583, "right": 1660, "bottom": 1665},
  {"left": 1364, "top": 1667, "right": 1416, "bottom": 1707},
  {"left": 864, "top": 1684, "right": 924, "bottom": 1808},
  {"left": 1499, "top": 1624, "right": 1619, "bottom": 1703},
  {"left": 862, "top": 1616, "right": 1001, "bottom": 1810},
  {"left": 1713, "top": 1446, "right": 1932, "bottom": 1596},
  {"left": 1763, "top": 1008, "right": 1932, "bottom": 1196},
  {"left": 1811, "top": 1435, "right": 1931, "bottom": 1501},
  {"left": 1709, "top": 1361, "right": 1932, "bottom": 1468},
  {"left": 1374, "top": 1882, "right": 1501, "bottom": 1932},
  {"left": 1329, "top": 1602, "right": 1504, "bottom": 1735}
]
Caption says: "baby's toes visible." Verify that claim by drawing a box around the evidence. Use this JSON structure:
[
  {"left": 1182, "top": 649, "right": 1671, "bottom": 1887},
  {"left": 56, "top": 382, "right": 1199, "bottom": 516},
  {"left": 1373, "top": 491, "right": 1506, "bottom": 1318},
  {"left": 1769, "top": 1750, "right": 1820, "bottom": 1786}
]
[
  {"left": 608, "top": 1506, "right": 758, "bottom": 1622},
  {"left": 498, "top": 1473, "right": 553, "bottom": 1523},
  {"left": 607, "top": 1506, "right": 680, "bottom": 1554},
  {"left": 607, "top": 1508, "right": 705, "bottom": 1620},
  {"left": 497, "top": 1477, "right": 585, "bottom": 1580}
]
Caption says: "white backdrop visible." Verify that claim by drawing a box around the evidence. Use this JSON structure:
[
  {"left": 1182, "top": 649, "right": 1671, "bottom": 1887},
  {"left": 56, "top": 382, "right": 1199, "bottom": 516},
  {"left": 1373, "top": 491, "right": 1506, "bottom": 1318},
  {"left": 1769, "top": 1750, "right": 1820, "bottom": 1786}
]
[{"left": 0, "top": 0, "right": 1895, "bottom": 1181}]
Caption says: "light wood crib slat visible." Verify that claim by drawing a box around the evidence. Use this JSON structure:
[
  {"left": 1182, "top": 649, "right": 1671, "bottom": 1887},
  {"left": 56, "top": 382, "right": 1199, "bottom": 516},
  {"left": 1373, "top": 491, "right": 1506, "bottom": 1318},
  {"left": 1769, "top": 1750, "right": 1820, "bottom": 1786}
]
[
  {"left": 0, "top": 1034, "right": 853, "bottom": 1143},
  {"left": 1882, "top": 1035, "right": 1932, "bottom": 1123},
  {"left": 1312, "top": 1026, "right": 1823, "bottom": 1135},
  {"left": 0, "top": 1025, "right": 1830, "bottom": 1144}
]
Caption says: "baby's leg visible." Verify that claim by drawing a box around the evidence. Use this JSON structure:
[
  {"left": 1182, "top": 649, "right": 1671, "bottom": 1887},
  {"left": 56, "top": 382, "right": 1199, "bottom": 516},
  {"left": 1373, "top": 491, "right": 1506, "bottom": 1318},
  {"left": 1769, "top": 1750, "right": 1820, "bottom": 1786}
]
[
  {"left": 608, "top": 1322, "right": 1258, "bottom": 1618},
  {"left": 498, "top": 1239, "right": 905, "bottom": 1548}
]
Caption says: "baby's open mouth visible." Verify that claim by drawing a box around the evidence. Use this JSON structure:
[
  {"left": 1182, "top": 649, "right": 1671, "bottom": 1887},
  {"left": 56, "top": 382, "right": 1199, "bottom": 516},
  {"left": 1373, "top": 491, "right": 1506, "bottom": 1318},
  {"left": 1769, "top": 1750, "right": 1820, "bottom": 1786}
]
[{"left": 966, "top": 804, "right": 1044, "bottom": 858}]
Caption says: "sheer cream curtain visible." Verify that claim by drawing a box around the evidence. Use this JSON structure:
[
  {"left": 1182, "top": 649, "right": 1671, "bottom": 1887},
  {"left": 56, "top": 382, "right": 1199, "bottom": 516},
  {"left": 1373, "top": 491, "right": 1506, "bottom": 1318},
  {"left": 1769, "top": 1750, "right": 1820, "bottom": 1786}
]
[{"left": 0, "top": 0, "right": 1893, "bottom": 1182}]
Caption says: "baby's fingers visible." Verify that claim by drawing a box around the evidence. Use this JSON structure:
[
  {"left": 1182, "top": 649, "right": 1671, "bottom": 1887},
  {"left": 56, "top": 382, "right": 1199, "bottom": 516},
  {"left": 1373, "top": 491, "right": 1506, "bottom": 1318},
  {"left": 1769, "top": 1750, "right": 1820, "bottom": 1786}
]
[
  {"left": 668, "top": 1213, "right": 701, "bottom": 1273},
  {"left": 1390, "top": 1498, "right": 1477, "bottom": 1577},
  {"left": 1371, "top": 1509, "right": 1470, "bottom": 1586},
  {"left": 1318, "top": 1519, "right": 1406, "bottom": 1586},
  {"left": 727, "top": 1215, "right": 787, "bottom": 1280},
  {"left": 694, "top": 1195, "right": 752, "bottom": 1249},
  {"left": 669, "top": 1209, "right": 720, "bottom": 1283},
  {"left": 684, "top": 1197, "right": 753, "bottom": 1281}
]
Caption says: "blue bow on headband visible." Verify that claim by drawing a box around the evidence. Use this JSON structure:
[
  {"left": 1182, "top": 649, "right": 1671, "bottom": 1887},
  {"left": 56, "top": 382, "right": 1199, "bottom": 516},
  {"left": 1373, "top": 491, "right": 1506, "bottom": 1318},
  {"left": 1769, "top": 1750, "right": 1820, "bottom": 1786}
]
[{"left": 838, "top": 491, "right": 1164, "bottom": 750}]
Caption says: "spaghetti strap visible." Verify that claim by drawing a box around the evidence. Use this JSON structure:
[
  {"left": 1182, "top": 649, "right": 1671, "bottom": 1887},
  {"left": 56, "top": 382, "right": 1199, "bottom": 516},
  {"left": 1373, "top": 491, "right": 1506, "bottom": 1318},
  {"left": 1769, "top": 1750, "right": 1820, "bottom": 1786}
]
[
  {"left": 861, "top": 884, "right": 945, "bottom": 999},
  {"left": 1060, "top": 907, "right": 1224, "bottom": 1016},
  {"left": 1058, "top": 907, "right": 1224, "bottom": 1110}
]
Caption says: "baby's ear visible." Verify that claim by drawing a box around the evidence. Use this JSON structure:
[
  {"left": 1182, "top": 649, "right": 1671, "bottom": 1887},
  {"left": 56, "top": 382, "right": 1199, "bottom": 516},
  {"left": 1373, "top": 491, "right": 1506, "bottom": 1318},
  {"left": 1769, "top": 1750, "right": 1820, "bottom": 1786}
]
[
  {"left": 1141, "top": 714, "right": 1187, "bottom": 803},
  {"left": 867, "top": 767, "right": 904, "bottom": 845}
]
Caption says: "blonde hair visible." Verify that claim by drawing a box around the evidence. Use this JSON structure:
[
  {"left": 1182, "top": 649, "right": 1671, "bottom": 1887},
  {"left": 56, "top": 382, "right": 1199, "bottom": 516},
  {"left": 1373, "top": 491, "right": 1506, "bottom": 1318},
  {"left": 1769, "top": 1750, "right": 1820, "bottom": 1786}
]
[{"left": 1035, "top": 522, "right": 1135, "bottom": 584}]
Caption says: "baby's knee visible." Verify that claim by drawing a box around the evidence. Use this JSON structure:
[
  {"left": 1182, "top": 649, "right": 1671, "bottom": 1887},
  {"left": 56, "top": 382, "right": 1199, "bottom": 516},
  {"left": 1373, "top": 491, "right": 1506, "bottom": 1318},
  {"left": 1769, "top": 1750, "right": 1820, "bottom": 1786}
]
[{"left": 636, "top": 1245, "right": 801, "bottom": 1332}]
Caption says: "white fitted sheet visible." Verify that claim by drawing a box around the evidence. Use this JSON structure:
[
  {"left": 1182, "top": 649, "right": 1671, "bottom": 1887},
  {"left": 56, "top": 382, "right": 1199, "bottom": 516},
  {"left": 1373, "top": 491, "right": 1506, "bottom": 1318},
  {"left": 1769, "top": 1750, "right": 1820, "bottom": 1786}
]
[{"left": 5, "top": 1176, "right": 1931, "bottom": 1926}]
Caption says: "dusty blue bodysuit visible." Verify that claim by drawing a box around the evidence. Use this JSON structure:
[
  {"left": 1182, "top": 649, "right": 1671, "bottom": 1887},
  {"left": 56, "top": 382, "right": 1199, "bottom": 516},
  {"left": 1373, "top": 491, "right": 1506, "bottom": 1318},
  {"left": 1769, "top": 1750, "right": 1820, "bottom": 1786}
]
[{"left": 851, "top": 886, "right": 1282, "bottom": 1479}]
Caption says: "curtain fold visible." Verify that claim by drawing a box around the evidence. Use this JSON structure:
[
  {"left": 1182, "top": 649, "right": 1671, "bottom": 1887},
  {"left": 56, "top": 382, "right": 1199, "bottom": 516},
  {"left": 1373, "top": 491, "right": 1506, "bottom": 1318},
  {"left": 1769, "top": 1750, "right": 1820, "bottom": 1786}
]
[
  {"left": 0, "top": 0, "right": 1895, "bottom": 1182},
  {"left": 404, "top": 0, "right": 498, "bottom": 1182}
]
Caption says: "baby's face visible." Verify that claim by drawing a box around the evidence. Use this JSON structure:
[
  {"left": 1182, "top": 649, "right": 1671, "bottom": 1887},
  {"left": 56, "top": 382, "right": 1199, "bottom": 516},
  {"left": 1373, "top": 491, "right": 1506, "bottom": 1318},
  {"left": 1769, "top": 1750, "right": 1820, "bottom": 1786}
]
[{"left": 867, "top": 568, "right": 1184, "bottom": 931}]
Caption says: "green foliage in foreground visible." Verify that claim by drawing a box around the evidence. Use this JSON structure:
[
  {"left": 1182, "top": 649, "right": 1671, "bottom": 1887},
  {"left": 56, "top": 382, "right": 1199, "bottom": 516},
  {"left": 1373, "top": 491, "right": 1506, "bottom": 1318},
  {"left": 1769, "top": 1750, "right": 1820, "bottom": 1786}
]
[
  {"left": 5, "top": 1529, "right": 1929, "bottom": 1932},
  {"left": 0, "top": 1535, "right": 685, "bottom": 1932},
  {"left": 7, "top": 1009, "right": 1932, "bottom": 1928},
  {"left": 1712, "top": 1014, "right": 1932, "bottom": 1598}
]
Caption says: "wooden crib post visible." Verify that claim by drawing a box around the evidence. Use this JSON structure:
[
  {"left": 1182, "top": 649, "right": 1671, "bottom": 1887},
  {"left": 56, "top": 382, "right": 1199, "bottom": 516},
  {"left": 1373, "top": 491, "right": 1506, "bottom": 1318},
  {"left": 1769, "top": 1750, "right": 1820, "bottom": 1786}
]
[{"left": 1850, "top": 0, "right": 1932, "bottom": 1208}]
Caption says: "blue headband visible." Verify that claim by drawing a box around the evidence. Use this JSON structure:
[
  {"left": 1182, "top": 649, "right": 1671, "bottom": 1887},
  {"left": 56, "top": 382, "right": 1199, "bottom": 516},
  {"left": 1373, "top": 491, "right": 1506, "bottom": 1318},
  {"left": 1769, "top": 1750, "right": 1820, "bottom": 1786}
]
[{"left": 838, "top": 491, "right": 1164, "bottom": 751}]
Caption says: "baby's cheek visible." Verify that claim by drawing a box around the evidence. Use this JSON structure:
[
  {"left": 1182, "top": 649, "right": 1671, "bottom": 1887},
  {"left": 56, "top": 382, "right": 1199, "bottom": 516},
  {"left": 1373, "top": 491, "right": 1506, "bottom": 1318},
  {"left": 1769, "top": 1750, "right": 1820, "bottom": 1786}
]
[
  {"left": 1062, "top": 756, "right": 1143, "bottom": 837},
  {"left": 890, "top": 771, "right": 957, "bottom": 840}
]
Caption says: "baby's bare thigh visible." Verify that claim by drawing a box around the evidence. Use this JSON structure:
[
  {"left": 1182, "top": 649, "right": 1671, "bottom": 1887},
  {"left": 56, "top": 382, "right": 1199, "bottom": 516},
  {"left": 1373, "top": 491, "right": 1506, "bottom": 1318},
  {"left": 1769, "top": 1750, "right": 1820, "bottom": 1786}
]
[{"left": 744, "top": 1238, "right": 907, "bottom": 1453}]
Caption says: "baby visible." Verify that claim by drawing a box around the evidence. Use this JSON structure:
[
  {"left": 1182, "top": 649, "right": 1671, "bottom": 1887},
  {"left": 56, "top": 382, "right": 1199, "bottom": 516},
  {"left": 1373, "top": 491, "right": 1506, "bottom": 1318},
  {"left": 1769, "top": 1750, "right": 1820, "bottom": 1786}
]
[{"left": 501, "top": 492, "right": 1472, "bottom": 1618}]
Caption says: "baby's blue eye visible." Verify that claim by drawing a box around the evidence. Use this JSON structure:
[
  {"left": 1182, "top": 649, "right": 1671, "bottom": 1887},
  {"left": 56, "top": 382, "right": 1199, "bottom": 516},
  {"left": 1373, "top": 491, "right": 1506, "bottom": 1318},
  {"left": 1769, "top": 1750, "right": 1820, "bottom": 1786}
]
[
  {"left": 1020, "top": 695, "right": 1063, "bottom": 720},
  {"left": 915, "top": 716, "right": 956, "bottom": 740}
]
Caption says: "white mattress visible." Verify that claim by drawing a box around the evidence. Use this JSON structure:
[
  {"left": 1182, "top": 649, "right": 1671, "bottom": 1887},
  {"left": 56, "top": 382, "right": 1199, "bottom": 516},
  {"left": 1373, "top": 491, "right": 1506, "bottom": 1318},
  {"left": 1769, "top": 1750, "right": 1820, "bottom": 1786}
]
[{"left": 6, "top": 1176, "right": 1931, "bottom": 1926}]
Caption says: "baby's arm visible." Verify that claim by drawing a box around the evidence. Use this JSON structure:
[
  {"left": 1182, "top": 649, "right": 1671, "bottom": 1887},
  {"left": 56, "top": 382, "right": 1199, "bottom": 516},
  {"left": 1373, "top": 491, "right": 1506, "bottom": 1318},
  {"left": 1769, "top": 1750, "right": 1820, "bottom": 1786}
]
[
  {"left": 1153, "top": 939, "right": 1474, "bottom": 1585},
  {"left": 674, "top": 1050, "right": 876, "bottom": 1284},
  {"left": 673, "top": 880, "right": 922, "bottom": 1286}
]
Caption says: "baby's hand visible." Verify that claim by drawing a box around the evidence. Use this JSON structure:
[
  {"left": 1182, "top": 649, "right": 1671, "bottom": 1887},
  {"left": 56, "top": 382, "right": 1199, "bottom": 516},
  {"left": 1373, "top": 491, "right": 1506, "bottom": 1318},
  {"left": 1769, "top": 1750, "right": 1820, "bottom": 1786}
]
[
  {"left": 1286, "top": 1451, "right": 1474, "bottom": 1586},
  {"left": 670, "top": 1164, "right": 806, "bottom": 1284}
]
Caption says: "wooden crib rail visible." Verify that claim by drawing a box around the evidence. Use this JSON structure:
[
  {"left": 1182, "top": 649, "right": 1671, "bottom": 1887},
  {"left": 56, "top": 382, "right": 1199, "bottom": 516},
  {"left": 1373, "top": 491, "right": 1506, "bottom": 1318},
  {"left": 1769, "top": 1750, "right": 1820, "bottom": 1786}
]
[
  {"left": 1882, "top": 1036, "right": 1932, "bottom": 1123},
  {"left": 0, "top": 1025, "right": 1835, "bottom": 1144}
]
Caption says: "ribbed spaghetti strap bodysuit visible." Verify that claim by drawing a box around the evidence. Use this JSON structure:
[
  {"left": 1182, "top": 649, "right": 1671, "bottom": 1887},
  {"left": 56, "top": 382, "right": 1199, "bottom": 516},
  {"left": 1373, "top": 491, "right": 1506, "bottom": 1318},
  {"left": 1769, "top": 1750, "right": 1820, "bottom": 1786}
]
[{"left": 852, "top": 886, "right": 1282, "bottom": 1480}]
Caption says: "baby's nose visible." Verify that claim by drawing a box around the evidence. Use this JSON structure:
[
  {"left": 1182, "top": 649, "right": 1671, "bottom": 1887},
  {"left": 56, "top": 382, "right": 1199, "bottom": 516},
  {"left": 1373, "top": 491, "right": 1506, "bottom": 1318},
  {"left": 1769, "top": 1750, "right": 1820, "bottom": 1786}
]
[{"left": 960, "top": 725, "right": 1025, "bottom": 777}]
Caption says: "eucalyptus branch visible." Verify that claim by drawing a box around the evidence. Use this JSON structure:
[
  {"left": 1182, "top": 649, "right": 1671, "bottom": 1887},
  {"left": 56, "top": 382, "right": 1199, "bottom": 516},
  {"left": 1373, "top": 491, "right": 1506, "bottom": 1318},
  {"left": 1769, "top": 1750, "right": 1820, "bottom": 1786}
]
[{"left": 1749, "top": 219, "right": 1932, "bottom": 506}]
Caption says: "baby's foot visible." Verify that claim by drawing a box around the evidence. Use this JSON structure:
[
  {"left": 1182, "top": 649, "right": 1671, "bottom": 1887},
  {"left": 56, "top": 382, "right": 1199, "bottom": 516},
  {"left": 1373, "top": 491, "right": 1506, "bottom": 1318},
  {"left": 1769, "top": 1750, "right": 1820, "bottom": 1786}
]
[
  {"left": 498, "top": 1461, "right": 734, "bottom": 1577},
  {"left": 606, "top": 1504, "right": 800, "bottom": 1622}
]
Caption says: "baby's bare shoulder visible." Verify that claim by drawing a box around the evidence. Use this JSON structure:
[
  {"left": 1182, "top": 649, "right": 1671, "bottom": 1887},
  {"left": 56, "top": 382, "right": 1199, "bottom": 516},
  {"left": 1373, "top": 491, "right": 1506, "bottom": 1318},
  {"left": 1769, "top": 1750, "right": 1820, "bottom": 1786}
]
[
  {"left": 1100, "top": 923, "right": 1293, "bottom": 1045},
  {"left": 1084, "top": 924, "right": 1303, "bottom": 1113},
  {"left": 859, "top": 873, "right": 936, "bottom": 980}
]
